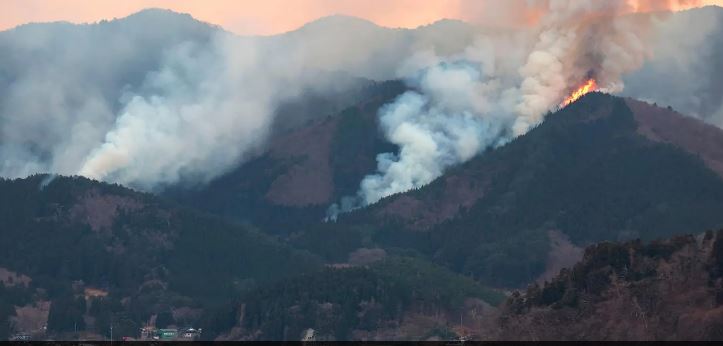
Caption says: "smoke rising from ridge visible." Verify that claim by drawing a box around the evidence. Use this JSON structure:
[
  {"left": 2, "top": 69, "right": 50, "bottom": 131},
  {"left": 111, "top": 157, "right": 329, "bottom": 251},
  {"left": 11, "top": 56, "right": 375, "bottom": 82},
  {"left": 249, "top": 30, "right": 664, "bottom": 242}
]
[
  {"left": 0, "top": 9, "right": 483, "bottom": 188},
  {"left": 77, "top": 35, "right": 285, "bottom": 188},
  {"left": 327, "top": 0, "right": 698, "bottom": 218},
  {"left": 0, "top": 4, "right": 720, "bottom": 199},
  {"left": 0, "top": 10, "right": 476, "bottom": 188}
]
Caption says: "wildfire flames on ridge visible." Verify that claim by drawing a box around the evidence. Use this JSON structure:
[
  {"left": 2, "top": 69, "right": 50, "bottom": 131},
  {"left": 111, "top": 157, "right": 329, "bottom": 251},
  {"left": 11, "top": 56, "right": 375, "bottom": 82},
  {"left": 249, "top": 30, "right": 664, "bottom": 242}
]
[{"left": 561, "top": 79, "right": 599, "bottom": 107}]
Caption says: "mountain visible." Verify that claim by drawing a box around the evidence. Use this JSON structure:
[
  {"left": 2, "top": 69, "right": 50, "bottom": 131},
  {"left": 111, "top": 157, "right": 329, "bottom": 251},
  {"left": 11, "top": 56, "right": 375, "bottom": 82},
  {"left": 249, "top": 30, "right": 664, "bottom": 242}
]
[
  {"left": 267, "top": 15, "right": 481, "bottom": 81},
  {"left": 318, "top": 93, "right": 723, "bottom": 287},
  {"left": 3, "top": 6, "right": 723, "bottom": 341},
  {"left": 168, "top": 87, "right": 723, "bottom": 290},
  {"left": 0, "top": 174, "right": 322, "bottom": 339},
  {"left": 359, "top": 94, "right": 723, "bottom": 229},
  {"left": 0, "top": 8, "right": 219, "bottom": 115},
  {"left": 165, "top": 80, "right": 407, "bottom": 233},
  {"left": 225, "top": 256, "right": 504, "bottom": 340},
  {"left": 0, "top": 174, "right": 506, "bottom": 341},
  {"left": 0, "top": 9, "right": 482, "bottom": 182},
  {"left": 493, "top": 230, "right": 723, "bottom": 340}
]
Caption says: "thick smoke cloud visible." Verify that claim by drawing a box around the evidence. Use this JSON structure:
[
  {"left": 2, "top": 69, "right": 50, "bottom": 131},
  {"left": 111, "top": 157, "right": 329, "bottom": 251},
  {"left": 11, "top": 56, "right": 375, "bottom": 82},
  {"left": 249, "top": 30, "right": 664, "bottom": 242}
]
[
  {"left": 0, "top": 10, "right": 218, "bottom": 183},
  {"left": 1, "top": 3, "right": 721, "bottom": 198},
  {"left": 327, "top": 0, "right": 707, "bottom": 218},
  {"left": 0, "top": 9, "right": 481, "bottom": 188},
  {"left": 77, "top": 34, "right": 290, "bottom": 188},
  {"left": 358, "top": 61, "right": 516, "bottom": 205}
]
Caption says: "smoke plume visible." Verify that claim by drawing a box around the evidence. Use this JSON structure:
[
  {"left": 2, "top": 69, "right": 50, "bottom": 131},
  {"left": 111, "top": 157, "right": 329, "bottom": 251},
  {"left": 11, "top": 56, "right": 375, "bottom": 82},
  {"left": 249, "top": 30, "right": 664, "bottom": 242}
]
[
  {"left": 0, "top": 9, "right": 480, "bottom": 188},
  {"left": 0, "top": 3, "right": 720, "bottom": 200},
  {"left": 327, "top": 0, "right": 704, "bottom": 219},
  {"left": 77, "top": 34, "right": 288, "bottom": 188}
]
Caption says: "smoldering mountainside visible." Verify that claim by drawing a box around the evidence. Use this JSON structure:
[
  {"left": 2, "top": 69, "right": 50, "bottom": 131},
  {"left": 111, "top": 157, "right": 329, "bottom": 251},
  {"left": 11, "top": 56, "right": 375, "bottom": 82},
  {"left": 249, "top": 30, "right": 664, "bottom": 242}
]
[
  {"left": 0, "top": 4, "right": 722, "bottom": 196},
  {"left": 175, "top": 90, "right": 723, "bottom": 288},
  {"left": 165, "top": 5, "right": 723, "bottom": 227},
  {"left": 2, "top": 2, "right": 723, "bottom": 342},
  {"left": 0, "top": 9, "right": 479, "bottom": 189}
]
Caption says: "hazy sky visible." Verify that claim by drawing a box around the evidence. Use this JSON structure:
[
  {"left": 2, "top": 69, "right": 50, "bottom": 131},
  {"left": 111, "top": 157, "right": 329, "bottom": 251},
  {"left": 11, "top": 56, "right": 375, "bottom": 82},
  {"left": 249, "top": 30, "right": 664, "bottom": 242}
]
[{"left": 2, "top": 0, "right": 722, "bottom": 35}]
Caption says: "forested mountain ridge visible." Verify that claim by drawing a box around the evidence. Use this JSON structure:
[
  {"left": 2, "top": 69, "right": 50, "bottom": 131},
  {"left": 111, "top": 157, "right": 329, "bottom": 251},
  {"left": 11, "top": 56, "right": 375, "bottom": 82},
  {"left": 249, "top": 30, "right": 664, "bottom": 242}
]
[
  {"left": 493, "top": 230, "right": 723, "bottom": 340},
  {"left": 0, "top": 174, "right": 504, "bottom": 340},
  {"left": 166, "top": 80, "right": 406, "bottom": 233},
  {"left": 2, "top": 5, "right": 723, "bottom": 342},
  {"left": 324, "top": 93, "right": 723, "bottom": 287},
  {"left": 359, "top": 93, "right": 723, "bottom": 231},
  {"left": 224, "top": 256, "right": 505, "bottom": 341},
  {"left": 0, "top": 174, "right": 322, "bottom": 339},
  {"left": 169, "top": 92, "right": 723, "bottom": 290}
]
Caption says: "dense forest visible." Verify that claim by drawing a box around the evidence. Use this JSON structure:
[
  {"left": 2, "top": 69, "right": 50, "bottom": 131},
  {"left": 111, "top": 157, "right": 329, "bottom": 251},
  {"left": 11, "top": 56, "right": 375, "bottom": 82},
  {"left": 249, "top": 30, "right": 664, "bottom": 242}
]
[
  {"left": 0, "top": 175, "right": 321, "bottom": 339},
  {"left": 237, "top": 256, "right": 503, "bottom": 340},
  {"left": 495, "top": 230, "right": 723, "bottom": 340},
  {"left": 0, "top": 175, "right": 502, "bottom": 340}
]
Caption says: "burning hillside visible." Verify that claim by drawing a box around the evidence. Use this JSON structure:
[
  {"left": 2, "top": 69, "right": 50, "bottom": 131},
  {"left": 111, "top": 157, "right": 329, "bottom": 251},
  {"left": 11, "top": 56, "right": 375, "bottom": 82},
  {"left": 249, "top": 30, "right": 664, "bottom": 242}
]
[
  {"left": 328, "top": 1, "right": 690, "bottom": 217},
  {"left": 561, "top": 79, "right": 599, "bottom": 107}
]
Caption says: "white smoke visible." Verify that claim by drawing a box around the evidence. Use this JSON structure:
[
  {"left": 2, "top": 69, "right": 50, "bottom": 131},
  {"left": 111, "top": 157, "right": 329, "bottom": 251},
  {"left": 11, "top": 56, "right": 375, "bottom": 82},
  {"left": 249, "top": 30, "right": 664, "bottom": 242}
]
[
  {"left": 514, "top": 1, "right": 654, "bottom": 134},
  {"left": 0, "top": 10, "right": 482, "bottom": 188},
  {"left": 77, "top": 35, "right": 285, "bottom": 188},
  {"left": 1, "top": 4, "right": 720, "bottom": 196},
  {"left": 327, "top": 0, "right": 664, "bottom": 219},
  {"left": 359, "top": 58, "right": 519, "bottom": 201},
  {"left": 623, "top": 6, "right": 723, "bottom": 126}
]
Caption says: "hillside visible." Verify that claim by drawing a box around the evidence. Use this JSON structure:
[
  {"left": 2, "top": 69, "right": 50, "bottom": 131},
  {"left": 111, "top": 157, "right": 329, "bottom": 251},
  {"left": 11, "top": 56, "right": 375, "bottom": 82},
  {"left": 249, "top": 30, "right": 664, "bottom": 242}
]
[
  {"left": 494, "top": 230, "right": 723, "bottom": 340},
  {"left": 0, "top": 175, "right": 322, "bottom": 339},
  {"left": 329, "top": 93, "right": 723, "bottom": 287},
  {"left": 0, "top": 175, "right": 506, "bottom": 341},
  {"left": 2, "top": 5, "right": 723, "bottom": 342},
  {"left": 224, "top": 256, "right": 504, "bottom": 341},
  {"left": 169, "top": 91, "right": 723, "bottom": 289},
  {"left": 166, "top": 80, "right": 406, "bottom": 233}
]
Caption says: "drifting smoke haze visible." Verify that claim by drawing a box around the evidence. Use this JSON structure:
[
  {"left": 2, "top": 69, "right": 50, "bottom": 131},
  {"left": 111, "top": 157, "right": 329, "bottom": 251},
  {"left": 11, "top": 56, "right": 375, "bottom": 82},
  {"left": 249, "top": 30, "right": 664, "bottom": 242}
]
[
  {"left": 624, "top": 6, "right": 723, "bottom": 126},
  {"left": 0, "top": 2, "right": 721, "bottom": 204}
]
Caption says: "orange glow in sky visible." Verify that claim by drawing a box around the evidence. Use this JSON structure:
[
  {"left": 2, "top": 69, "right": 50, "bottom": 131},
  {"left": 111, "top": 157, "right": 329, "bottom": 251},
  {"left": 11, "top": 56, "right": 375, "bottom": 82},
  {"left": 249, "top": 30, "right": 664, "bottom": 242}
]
[{"left": 1, "top": 0, "right": 722, "bottom": 35}]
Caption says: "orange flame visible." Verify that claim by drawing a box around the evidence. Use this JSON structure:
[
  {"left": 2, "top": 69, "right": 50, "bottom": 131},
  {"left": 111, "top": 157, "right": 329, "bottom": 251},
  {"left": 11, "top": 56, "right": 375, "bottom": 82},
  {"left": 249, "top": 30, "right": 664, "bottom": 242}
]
[{"left": 561, "top": 79, "right": 598, "bottom": 107}]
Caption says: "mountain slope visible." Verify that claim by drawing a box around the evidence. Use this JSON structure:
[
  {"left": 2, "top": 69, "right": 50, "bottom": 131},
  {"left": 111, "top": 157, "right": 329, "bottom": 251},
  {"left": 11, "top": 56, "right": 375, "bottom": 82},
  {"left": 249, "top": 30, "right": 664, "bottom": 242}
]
[
  {"left": 170, "top": 91, "right": 723, "bottom": 289},
  {"left": 226, "top": 256, "right": 504, "bottom": 341},
  {"left": 0, "top": 174, "right": 507, "bottom": 341},
  {"left": 495, "top": 230, "right": 723, "bottom": 340},
  {"left": 166, "top": 80, "right": 405, "bottom": 233},
  {"left": 334, "top": 93, "right": 723, "bottom": 287},
  {"left": 0, "top": 175, "right": 322, "bottom": 339}
]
